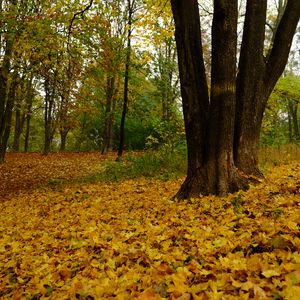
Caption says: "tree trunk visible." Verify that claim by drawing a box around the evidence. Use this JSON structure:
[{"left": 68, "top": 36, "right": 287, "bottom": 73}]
[
  {"left": 23, "top": 74, "right": 34, "bottom": 152},
  {"left": 117, "top": 0, "right": 134, "bottom": 160},
  {"left": 0, "top": 38, "right": 14, "bottom": 163},
  {"left": 60, "top": 131, "right": 68, "bottom": 151},
  {"left": 288, "top": 99, "right": 300, "bottom": 141},
  {"left": 207, "top": 0, "right": 248, "bottom": 196},
  {"left": 234, "top": 0, "right": 300, "bottom": 177},
  {"left": 12, "top": 99, "right": 26, "bottom": 152},
  {"left": 0, "top": 72, "right": 18, "bottom": 162},
  {"left": 24, "top": 112, "right": 31, "bottom": 152},
  {"left": 287, "top": 109, "right": 293, "bottom": 143},
  {"left": 43, "top": 78, "right": 56, "bottom": 155},
  {"left": 102, "top": 75, "right": 116, "bottom": 155},
  {"left": 12, "top": 104, "right": 21, "bottom": 152},
  {"left": 171, "top": 0, "right": 300, "bottom": 198},
  {"left": 174, "top": 0, "right": 248, "bottom": 199},
  {"left": 171, "top": 0, "right": 210, "bottom": 198},
  {"left": 234, "top": 0, "right": 267, "bottom": 177}
]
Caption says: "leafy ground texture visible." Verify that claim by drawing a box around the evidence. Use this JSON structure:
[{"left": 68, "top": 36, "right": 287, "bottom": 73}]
[{"left": 0, "top": 153, "right": 300, "bottom": 299}]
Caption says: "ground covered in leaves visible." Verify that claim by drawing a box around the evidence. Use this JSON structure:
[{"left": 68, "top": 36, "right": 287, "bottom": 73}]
[{"left": 0, "top": 153, "right": 300, "bottom": 299}]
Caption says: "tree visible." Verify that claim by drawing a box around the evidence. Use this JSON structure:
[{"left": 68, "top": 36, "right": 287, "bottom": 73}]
[
  {"left": 100, "top": 0, "right": 124, "bottom": 155},
  {"left": 171, "top": 0, "right": 300, "bottom": 198},
  {"left": 117, "top": 0, "right": 136, "bottom": 159},
  {"left": 264, "top": 76, "right": 300, "bottom": 143},
  {"left": 0, "top": 0, "right": 17, "bottom": 163}
]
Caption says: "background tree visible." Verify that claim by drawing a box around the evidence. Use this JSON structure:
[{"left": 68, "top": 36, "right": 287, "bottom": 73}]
[
  {"left": 0, "top": 0, "right": 17, "bottom": 163},
  {"left": 262, "top": 76, "right": 300, "bottom": 144},
  {"left": 117, "top": 0, "right": 137, "bottom": 159}
]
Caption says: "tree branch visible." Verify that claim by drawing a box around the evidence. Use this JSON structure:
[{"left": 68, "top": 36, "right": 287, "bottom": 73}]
[
  {"left": 264, "top": 0, "right": 300, "bottom": 96},
  {"left": 68, "top": 0, "right": 94, "bottom": 37}
]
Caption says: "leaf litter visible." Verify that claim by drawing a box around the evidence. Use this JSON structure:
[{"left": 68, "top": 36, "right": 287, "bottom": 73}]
[{"left": 0, "top": 153, "right": 299, "bottom": 299}]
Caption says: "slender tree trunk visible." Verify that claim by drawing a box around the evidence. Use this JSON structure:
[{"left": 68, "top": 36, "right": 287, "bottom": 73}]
[
  {"left": 12, "top": 81, "right": 26, "bottom": 152},
  {"left": 117, "top": 0, "right": 133, "bottom": 160},
  {"left": 102, "top": 76, "right": 116, "bottom": 154},
  {"left": 12, "top": 104, "right": 21, "bottom": 151},
  {"left": 288, "top": 99, "right": 299, "bottom": 141},
  {"left": 43, "top": 78, "right": 56, "bottom": 155},
  {"left": 24, "top": 112, "right": 31, "bottom": 152},
  {"left": 23, "top": 74, "right": 34, "bottom": 152}
]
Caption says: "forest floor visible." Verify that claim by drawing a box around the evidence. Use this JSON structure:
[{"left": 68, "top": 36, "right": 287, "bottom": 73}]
[{"left": 0, "top": 152, "right": 300, "bottom": 299}]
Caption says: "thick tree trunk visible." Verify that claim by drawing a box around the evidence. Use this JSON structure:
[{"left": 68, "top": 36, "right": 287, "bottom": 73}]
[
  {"left": 171, "top": 0, "right": 299, "bottom": 198},
  {"left": 234, "top": 0, "right": 267, "bottom": 177},
  {"left": 171, "top": 0, "right": 209, "bottom": 198},
  {"left": 60, "top": 131, "right": 68, "bottom": 151},
  {"left": 0, "top": 73, "right": 17, "bottom": 162},
  {"left": 174, "top": 0, "right": 248, "bottom": 199},
  {"left": 0, "top": 38, "right": 14, "bottom": 163},
  {"left": 207, "top": 0, "right": 248, "bottom": 196}
]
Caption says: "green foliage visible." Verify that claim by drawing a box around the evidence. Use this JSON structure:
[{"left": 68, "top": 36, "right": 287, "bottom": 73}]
[
  {"left": 89, "top": 147, "right": 187, "bottom": 182},
  {"left": 114, "top": 114, "right": 154, "bottom": 151},
  {"left": 231, "top": 194, "right": 244, "bottom": 212},
  {"left": 145, "top": 118, "right": 185, "bottom": 152},
  {"left": 261, "top": 75, "right": 300, "bottom": 145}
]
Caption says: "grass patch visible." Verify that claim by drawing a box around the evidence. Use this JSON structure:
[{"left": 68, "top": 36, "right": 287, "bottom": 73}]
[
  {"left": 82, "top": 147, "right": 187, "bottom": 183},
  {"left": 259, "top": 144, "right": 300, "bottom": 173},
  {"left": 80, "top": 144, "right": 300, "bottom": 184}
]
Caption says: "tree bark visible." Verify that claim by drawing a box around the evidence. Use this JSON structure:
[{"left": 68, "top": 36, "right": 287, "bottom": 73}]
[
  {"left": 0, "top": 72, "right": 18, "bottom": 162},
  {"left": 43, "top": 77, "right": 56, "bottom": 155},
  {"left": 234, "top": 0, "right": 267, "bottom": 177},
  {"left": 24, "top": 76, "right": 34, "bottom": 153},
  {"left": 117, "top": 0, "right": 134, "bottom": 160},
  {"left": 12, "top": 102, "right": 23, "bottom": 152},
  {"left": 0, "top": 39, "right": 14, "bottom": 163},
  {"left": 287, "top": 99, "right": 300, "bottom": 141},
  {"left": 171, "top": 0, "right": 300, "bottom": 198},
  {"left": 207, "top": 0, "right": 248, "bottom": 196},
  {"left": 171, "top": 0, "right": 209, "bottom": 198},
  {"left": 24, "top": 111, "right": 31, "bottom": 152},
  {"left": 235, "top": 0, "right": 300, "bottom": 176},
  {"left": 102, "top": 75, "right": 116, "bottom": 154},
  {"left": 60, "top": 131, "right": 68, "bottom": 151}
]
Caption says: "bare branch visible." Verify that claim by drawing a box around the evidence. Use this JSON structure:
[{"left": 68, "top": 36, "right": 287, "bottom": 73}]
[{"left": 68, "top": 0, "right": 94, "bottom": 37}]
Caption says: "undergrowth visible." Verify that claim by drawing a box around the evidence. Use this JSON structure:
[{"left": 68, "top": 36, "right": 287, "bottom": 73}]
[
  {"left": 71, "top": 144, "right": 300, "bottom": 185},
  {"left": 83, "top": 147, "right": 187, "bottom": 183}
]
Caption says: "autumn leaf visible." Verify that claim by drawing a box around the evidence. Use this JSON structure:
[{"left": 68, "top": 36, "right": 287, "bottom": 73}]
[{"left": 0, "top": 154, "right": 300, "bottom": 299}]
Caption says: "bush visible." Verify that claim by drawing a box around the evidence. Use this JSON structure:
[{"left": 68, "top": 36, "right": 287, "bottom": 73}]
[{"left": 98, "top": 146, "right": 187, "bottom": 181}]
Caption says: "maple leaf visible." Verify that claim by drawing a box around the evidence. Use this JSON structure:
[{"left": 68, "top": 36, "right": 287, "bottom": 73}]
[{"left": 1, "top": 154, "right": 300, "bottom": 299}]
